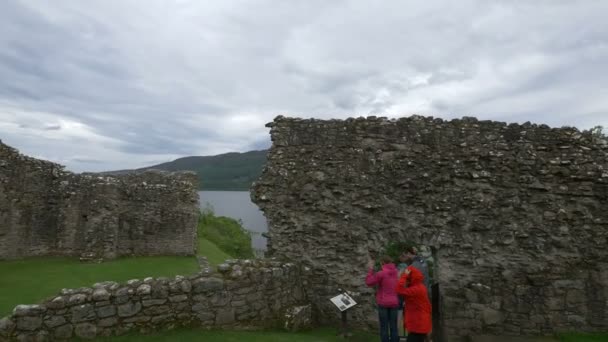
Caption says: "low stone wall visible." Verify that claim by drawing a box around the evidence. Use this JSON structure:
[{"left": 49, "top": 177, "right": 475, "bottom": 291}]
[
  {"left": 0, "top": 140, "right": 199, "bottom": 260},
  {"left": 0, "top": 259, "right": 308, "bottom": 341}
]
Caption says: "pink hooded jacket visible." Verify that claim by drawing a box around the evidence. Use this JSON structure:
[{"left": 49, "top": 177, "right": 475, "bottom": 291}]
[{"left": 365, "top": 263, "right": 400, "bottom": 308}]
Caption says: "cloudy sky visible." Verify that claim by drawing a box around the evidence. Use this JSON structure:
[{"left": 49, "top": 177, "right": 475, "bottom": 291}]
[{"left": 0, "top": 1, "right": 607, "bottom": 172}]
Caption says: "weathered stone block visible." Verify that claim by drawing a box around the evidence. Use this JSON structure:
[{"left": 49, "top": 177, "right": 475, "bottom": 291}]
[
  {"left": 196, "top": 312, "right": 215, "bottom": 323},
  {"left": 192, "top": 278, "right": 224, "bottom": 293},
  {"left": 215, "top": 308, "right": 235, "bottom": 325},
  {"left": 71, "top": 304, "right": 95, "bottom": 323},
  {"left": 144, "top": 305, "right": 170, "bottom": 316},
  {"left": 68, "top": 294, "right": 87, "bottom": 306},
  {"left": 92, "top": 288, "right": 110, "bottom": 302},
  {"left": 169, "top": 295, "right": 188, "bottom": 303},
  {"left": 136, "top": 284, "right": 152, "bottom": 296},
  {"left": 16, "top": 316, "right": 42, "bottom": 331},
  {"left": 44, "top": 315, "right": 66, "bottom": 329},
  {"left": 180, "top": 280, "right": 192, "bottom": 293},
  {"left": 482, "top": 308, "right": 504, "bottom": 325},
  {"left": 54, "top": 323, "right": 73, "bottom": 340},
  {"left": 117, "top": 302, "right": 142, "bottom": 317},
  {"left": 98, "top": 317, "right": 118, "bottom": 327},
  {"left": 95, "top": 305, "right": 116, "bottom": 318},
  {"left": 142, "top": 299, "right": 167, "bottom": 307},
  {"left": 47, "top": 297, "right": 66, "bottom": 310},
  {"left": 566, "top": 290, "right": 586, "bottom": 306},
  {"left": 123, "top": 316, "right": 151, "bottom": 323},
  {"left": 0, "top": 317, "right": 15, "bottom": 337},
  {"left": 95, "top": 301, "right": 111, "bottom": 307},
  {"left": 13, "top": 305, "right": 46, "bottom": 317},
  {"left": 75, "top": 323, "right": 97, "bottom": 339},
  {"left": 209, "top": 292, "right": 231, "bottom": 307},
  {"left": 192, "top": 303, "right": 208, "bottom": 313},
  {"left": 231, "top": 300, "right": 247, "bottom": 308},
  {"left": 150, "top": 314, "right": 174, "bottom": 324},
  {"left": 236, "top": 311, "right": 258, "bottom": 321},
  {"left": 173, "top": 302, "right": 190, "bottom": 313}
]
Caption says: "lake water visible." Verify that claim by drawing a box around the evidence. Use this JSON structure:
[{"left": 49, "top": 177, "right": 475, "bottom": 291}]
[{"left": 198, "top": 191, "right": 268, "bottom": 250}]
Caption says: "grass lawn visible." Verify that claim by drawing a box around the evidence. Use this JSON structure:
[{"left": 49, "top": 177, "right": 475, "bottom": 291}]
[
  {"left": 198, "top": 235, "right": 232, "bottom": 265},
  {"left": 82, "top": 329, "right": 608, "bottom": 342},
  {"left": 0, "top": 256, "right": 198, "bottom": 316},
  {"left": 558, "top": 333, "right": 608, "bottom": 342},
  {"left": 0, "top": 236, "right": 232, "bottom": 316},
  {"left": 84, "top": 328, "right": 375, "bottom": 342}
]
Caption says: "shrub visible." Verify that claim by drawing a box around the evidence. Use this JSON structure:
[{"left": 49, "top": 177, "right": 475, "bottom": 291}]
[{"left": 198, "top": 208, "right": 254, "bottom": 259}]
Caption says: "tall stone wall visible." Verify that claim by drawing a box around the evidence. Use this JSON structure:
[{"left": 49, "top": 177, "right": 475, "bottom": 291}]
[
  {"left": 251, "top": 115, "right": 608, "bottom": 340},
  {"left": 0, "top": 140, "right": 199, "bottom": 260},
  {"left": 0, "top": 259, "right": 308, "bottom": 341}
]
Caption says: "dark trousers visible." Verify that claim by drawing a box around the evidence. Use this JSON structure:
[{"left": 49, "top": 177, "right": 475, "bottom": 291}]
[
  {"left": 406, "top": 332, "right": 427, "bottom": 342},
  {"left": 378, "top": 306, "right": 399, "bottom": 342}
]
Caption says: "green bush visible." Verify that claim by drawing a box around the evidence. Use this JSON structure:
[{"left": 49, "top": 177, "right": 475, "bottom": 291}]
[
  {"left": 591, "top": 125, "right": 606, "bottom": 139},
  {"left": 198, "top": 208, "right": 254, "bottom": 259},
  {"left": 384, "top": 241, "right": 417, "bottom": 262},
  {"left": 383, "top": 241, "right": 435, "bottom": 282}
]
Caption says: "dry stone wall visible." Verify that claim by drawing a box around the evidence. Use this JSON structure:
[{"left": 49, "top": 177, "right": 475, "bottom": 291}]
[
  {"left": 0, "top": 259, "right": 308, "bottom": 341},
  {"left": 0, "top": 140, "right": 199, "bottom": 260},
  {"left": 252, "top": 115, "right": 608, "bottom": 340}
]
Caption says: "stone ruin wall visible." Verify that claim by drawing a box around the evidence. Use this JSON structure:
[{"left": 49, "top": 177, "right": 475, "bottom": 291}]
[
  {"left": 0, "top": 259, "right": 309, "bottom": 341},
  {"left": 0, "top": 140, "right": 199, "bottom": 260},
  {"left": 252, "top": 115, "right": 608, "bottom": 340}
]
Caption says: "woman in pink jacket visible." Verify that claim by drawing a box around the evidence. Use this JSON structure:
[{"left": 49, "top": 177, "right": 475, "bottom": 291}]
[{"left": 366, "top": 255, "right": 400, "bottom": 342}]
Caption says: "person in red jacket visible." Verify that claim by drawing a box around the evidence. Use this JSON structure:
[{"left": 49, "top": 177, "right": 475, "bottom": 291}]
[
  {"left": 396, "top": 265, "right": 432, "bottom": 342},
  {"left": 366, "top": 255, "right": 400, "bottom": 342}
]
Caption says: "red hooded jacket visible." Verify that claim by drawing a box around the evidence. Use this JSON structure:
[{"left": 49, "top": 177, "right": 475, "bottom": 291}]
[
  {"left": 396, "top": 265, "right": 432, "bottom": 334},
  {"left": 365, "top": 263, "right": 400, "bottom": 308}
]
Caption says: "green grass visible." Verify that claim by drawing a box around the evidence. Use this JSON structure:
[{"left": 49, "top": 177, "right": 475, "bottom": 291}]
[
  {"left": 199, "top": 210, "right": 254, "bottom": 259},
  {"left": 85, "top": 327, "right": 375, "bottom": 342},
  {"left": 0, "top": 234, "right": 234, "bottom": 317},
  {"left": 0, "top": 256, "right": 198, "bottom": 316},
  {"left": 558, "top": 333, "right": 608, "bottom": 342},
  {"left": 198, "top": 236, "right": 232, "bottom": 265}
]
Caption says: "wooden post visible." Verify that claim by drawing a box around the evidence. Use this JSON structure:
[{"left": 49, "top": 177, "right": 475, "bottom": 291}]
[{"left": 338, "top": 309, "right": 353, "bottom": 338}]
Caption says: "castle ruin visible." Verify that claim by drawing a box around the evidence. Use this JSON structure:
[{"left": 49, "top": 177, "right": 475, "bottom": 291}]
[
  {"left": 0, "top": 140, "right": 199, "bottom": 260},
  {"left": 1, "top": 114, "right": 608, "bottom": 341},
  {"left": 252, "top": 115, "right": 608, "bottom": 339}
]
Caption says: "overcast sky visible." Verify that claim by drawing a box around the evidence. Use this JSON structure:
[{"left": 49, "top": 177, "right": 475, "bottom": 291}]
[{"left": 0, "top": 1, "right": 607, "bottom": 172}]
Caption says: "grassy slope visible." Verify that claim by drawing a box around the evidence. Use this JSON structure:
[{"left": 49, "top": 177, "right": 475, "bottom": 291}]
[
  {"left": 141, "top": 150, "right": 267, "bottom": 190},
  {"left": 0, "top": 236, "right": 231, "bottom": 316},
  {"left": 198, "top": 236, "right": 232, "bottom": 265},
  {"left": 199, "top": 212, "right": 254, "bottom": 259},
  {"left": 85, "top": 328, "right": 375, "bottom": 342}
]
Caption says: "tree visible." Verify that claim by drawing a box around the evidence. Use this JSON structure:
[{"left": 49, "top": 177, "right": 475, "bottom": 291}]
[{"left": 591, "top": 125, "right": 606, "bottom": 139}]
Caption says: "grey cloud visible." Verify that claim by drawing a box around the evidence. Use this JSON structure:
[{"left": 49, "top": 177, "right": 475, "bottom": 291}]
[
  {"left": 43, "top": 124, "right": 61, "bottom": 131},
  {"left": 0, "top": 0, "right": 607, "bottom": 172},
  {"left": 246, "top": 136, "right": 272, "bottom": 152},
  {"left": 70, "top": 157, "right": 104, "bottom": 164}
]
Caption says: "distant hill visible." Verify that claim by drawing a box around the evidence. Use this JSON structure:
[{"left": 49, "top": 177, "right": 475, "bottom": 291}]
[{"left": 114, "top": 150, "right": 268, "bottom": 191}]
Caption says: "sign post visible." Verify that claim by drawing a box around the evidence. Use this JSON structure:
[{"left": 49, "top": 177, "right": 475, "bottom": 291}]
[{"left": 330, "top": 291, "right": 357, "bottom": 338}]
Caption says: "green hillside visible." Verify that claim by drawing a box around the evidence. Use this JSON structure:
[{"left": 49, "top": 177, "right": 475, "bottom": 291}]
[{"left": 139, "top": 150, "right": 267, "bottom": 191}]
